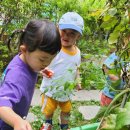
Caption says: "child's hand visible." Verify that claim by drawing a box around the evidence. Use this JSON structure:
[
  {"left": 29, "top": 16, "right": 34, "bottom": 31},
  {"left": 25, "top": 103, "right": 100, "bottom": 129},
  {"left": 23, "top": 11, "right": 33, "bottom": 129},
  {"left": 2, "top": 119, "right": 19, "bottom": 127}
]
[
  {"left": 14, "top": 118, "right": 32, "bottom": 130},
  {"left": 108, "top": 74, "right": 119, "bottom": 81},
  {"left": 76, "top": 84, "right": 82, "bottom": 91},
  {"left": 40, "top": 68, "right": 54, "bottom": 78}
]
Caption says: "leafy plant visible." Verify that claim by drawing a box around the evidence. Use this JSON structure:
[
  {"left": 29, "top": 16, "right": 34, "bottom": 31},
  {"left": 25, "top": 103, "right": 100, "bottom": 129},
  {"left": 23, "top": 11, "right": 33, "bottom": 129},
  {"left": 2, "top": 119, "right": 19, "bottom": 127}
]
[
  {"left": 78, "top": 39, "right": 109, "bottom": 55},
  {"left": 30, "top": 100, "right": 99, "bottom": 129},
  {"left": 97, "top": 89, "right": 130, "bottom": 130},
  {"left": 92, "top": 0, "right": 130, "bottom": 129},
  {"left": 79, "top": 60, "right": 106, "bottom": 90},
  {"left": 0, "top": 41, "right": 10, "bottom": 75},
  {"left": 30, "top": 106, "right": 45, "bottom": 130}
]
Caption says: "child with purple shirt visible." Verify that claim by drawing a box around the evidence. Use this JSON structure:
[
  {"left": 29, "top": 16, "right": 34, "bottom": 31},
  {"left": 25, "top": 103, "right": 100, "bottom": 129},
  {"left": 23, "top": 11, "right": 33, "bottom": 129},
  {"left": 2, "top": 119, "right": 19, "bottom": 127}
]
[{"left": 0, "top": 19, "right": 61, "bottom": 130}]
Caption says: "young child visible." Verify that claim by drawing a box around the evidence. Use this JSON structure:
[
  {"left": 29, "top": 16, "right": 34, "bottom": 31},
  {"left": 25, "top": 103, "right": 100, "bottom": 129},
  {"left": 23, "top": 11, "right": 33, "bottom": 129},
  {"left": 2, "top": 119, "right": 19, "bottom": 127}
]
[
  {"left": 0, "top": 19, "right": 61, "bottom": 130},
  {"left": 100, "top": 52, "right": 130, "bottom": 106},
  {"left": 100, "top": 33, "right": 130, "bottom": 107},
  {"left": 100, "top": 52, "right": 125, "bottom": 106},
  {"left": 40, "top": 12, "right": 84, "bottom": 130}
]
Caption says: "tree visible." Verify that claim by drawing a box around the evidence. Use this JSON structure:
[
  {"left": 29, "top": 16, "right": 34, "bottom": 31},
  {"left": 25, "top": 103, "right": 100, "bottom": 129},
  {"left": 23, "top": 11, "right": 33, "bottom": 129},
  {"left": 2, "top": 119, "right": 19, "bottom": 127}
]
[{"left": 94, "top": 0, "right": 130, "bottom": 129}]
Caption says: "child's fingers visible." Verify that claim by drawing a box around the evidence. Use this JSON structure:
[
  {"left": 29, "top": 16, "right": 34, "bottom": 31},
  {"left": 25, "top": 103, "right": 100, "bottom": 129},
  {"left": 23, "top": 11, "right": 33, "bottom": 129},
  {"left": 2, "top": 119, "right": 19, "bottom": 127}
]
[
  {"left": 76, "top": 84, "right": 82, "bottom": 90},
  {"left": 26, "top": 123, "right": 32, "bottom": 130},
  {"left": 109, "top": 74, "right": 119, "bottom": 81},
  {"left": 40, "top": 68, "right": 54, "bottom": 78}
]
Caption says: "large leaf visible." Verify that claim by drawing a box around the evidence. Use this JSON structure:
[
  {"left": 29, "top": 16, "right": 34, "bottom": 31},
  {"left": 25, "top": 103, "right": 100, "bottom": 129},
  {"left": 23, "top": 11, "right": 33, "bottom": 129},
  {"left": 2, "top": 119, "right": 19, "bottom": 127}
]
[
  {"left": 108, "top": 8, "right": 117, "bottom": 16},
  {"left": 108, "top": 31, "right": 120, "bottom": 44},
  {"left": 100, "top": 17, "right": 118, "bottom": 30},
  {"left": 114, "top": 107, "right": 127, "bottom": 114},
  {"left": 116, "top": 111, "right": 130, "bottom": 130},
  {"left": 103, "top": 15, "right": 111, "bottom": 21},
  {"left": 99, "top": 114, "right": 117, "bottom": 130},
  {"left": 124, "top": 102, "right": 130, "bottom": 110}
]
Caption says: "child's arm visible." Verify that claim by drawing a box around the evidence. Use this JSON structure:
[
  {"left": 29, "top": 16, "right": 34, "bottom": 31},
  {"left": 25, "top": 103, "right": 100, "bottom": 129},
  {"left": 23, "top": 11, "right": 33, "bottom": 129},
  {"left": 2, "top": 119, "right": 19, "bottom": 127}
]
[
  {"left": 102, "top": 64, "right": 120, "bottom": 81},
  {"left": 108, "top": 74, "right": 119, "bottom": 81},
  {"left": 0, "top": 106, "right": 32, "bottom": 130}
]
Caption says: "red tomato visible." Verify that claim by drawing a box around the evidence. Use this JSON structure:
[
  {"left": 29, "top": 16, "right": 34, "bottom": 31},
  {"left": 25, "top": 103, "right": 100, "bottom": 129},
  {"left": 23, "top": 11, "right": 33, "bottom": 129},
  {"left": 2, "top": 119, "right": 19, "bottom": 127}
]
[{"left": 43, "top": 69, "right": 53, "bottom": 78}]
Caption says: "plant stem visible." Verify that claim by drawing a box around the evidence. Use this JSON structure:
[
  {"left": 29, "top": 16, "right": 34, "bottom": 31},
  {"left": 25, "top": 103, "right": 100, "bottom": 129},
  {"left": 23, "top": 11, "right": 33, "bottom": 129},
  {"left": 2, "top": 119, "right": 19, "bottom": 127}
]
[
  {"left": 121, "top": 93, "right": 128, "bottom": 108},
  {"left": 96, "top": 88, "right": 130, "bottom": 130}
]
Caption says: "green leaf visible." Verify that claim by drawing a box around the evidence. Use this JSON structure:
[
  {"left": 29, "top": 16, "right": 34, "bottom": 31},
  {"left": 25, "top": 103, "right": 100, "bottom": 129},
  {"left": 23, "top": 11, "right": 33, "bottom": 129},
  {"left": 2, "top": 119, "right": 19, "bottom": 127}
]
[
  {"left": 116, "top": 111, "right": 130, "bottom": 130},
  {"left": 100, "top": 114, "right": 117, "bottom": 130},
  {"left": 110, "top": 80, "right": 122, "bottom": 89},
  {"left": 124, "top": 102, "right": 130, "bottom": 110},
  {"left": 103, "top": 15, "right": 111, "bottom": 21},
  {"left": 108, "top": 31, "right": 120, "bottom": 44},
  {"left": 108, "top": 8, "right": 117, "bottom": 16},
  {"left": 100, "top": 17, "right": 118, "bottom": 30},
  {"left": 114, "top": 107, "right": 127, "bottom": 114},
  {"left": 83, "top": 54, "right": 93, "bottom": 59}
]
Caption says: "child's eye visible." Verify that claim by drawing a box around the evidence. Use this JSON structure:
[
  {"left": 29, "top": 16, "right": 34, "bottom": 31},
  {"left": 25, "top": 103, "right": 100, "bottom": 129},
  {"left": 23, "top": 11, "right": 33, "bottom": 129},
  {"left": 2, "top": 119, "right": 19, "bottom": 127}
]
[
  {"left": 62, "top": 30, "right": 66, "bottom": 33},
  {"left": 39, "top": 59, "right": 45, "bottom": 62},
  {"left": 69, "top": 33, "right": 75, "bottom": 37},
  {"left": 70, "top": 33, "right": 75, "bottom": 36}
]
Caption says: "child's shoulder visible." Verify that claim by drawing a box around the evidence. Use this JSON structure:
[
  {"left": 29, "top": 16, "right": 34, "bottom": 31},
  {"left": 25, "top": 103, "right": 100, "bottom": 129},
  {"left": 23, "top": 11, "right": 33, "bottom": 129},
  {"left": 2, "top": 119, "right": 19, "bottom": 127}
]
[{"left": 61, "top": 46, "right": 80, "bottom": 56}]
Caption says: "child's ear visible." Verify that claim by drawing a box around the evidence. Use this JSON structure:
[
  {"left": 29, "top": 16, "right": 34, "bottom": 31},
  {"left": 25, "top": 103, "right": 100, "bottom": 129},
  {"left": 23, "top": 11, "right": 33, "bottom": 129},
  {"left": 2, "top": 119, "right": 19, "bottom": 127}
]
[
  {"left": 77, "top": 34, "right": 81, "bottom": 40},
  {"left": 56, "top": 24, "right": 59, "bottom": 28},
  {"left": 19, "top": 45, "right": 27, "bottom": 53}
]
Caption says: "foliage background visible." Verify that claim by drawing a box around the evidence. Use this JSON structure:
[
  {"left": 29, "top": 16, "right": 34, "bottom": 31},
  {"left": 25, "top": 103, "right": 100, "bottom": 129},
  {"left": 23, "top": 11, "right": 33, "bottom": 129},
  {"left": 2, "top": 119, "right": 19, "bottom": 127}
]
[
  {"left": 0, "top": 0, "right": 108, "bottom": 90},
  {"left": 1, "top": 0, "right": 130, "bottom": 129},
  {"left": 1, "top": 0, "right": 129, "bottom": 90}
]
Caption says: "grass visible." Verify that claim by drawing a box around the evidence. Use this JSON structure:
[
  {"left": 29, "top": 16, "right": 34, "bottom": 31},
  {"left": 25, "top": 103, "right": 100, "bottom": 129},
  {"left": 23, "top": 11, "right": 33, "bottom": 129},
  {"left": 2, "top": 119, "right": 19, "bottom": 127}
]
[{"left": 30, "top": 100, "right": 100, "bottom": 130}]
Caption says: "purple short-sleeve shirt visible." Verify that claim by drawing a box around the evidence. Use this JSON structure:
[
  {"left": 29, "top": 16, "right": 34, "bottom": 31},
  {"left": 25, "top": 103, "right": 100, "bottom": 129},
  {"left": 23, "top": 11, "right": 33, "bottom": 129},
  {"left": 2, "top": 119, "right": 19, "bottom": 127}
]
[{"left": 0, "top": 54, "right": 37, "bottom": 130}]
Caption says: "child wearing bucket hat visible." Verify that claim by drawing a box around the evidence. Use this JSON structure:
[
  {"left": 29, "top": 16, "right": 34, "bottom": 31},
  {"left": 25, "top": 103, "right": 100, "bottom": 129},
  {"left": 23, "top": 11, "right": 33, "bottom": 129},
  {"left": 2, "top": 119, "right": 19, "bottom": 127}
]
[
  {"left": 40, "top": 12, "right": 84, "bottom": 130},
  {"left": 100, "top": 37, "right": 130, "bottom": 106}
]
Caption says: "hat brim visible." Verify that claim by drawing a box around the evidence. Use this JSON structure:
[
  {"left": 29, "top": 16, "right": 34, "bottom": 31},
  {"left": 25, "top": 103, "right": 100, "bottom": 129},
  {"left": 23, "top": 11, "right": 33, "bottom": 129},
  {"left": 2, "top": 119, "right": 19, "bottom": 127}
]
[{"left": 59, "top": 24, "right": 82, "bottom": 35}]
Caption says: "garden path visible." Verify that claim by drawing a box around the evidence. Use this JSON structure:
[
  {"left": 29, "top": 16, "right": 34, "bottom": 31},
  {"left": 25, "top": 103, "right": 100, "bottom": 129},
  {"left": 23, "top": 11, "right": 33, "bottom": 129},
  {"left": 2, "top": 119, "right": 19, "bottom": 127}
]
[{"left": 27, "top": 89, "right": 101, "bottom": 122}]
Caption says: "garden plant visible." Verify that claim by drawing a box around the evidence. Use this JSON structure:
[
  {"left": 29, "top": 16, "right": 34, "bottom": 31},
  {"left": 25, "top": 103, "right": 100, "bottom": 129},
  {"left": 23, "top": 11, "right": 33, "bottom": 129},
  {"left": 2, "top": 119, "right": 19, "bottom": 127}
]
[{"left": 0, "top": 0, "right": 130, "bottom": 130}]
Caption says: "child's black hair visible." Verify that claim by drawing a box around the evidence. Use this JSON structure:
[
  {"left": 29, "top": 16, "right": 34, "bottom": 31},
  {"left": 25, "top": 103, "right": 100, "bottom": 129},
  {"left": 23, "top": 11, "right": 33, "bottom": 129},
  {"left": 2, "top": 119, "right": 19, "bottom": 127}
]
[{"left": 7, "top": 19, "right": 61, "bottom": 54}]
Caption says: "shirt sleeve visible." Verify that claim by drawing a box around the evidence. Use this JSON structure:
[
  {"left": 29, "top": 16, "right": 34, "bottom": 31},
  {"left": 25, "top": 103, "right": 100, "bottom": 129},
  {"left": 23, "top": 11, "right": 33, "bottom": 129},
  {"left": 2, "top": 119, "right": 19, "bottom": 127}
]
[{"left": 0, "top": 69, "right": 23, "bottom": 108}]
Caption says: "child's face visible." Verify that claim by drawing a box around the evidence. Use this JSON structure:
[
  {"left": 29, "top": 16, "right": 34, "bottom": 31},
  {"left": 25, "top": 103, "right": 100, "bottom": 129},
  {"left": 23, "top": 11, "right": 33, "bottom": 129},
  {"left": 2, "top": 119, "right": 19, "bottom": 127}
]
[
  {"left": 59, "top": 29, "right": 80, "bottom": 47},
  {"left": 20, "top": 48, "right": 55, "bottom": 72}
]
